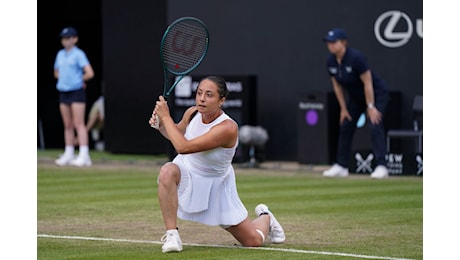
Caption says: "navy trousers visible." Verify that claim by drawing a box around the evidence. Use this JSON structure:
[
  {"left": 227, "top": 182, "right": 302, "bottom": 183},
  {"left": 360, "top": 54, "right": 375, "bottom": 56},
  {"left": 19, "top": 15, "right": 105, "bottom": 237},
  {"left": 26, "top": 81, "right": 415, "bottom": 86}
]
[{"left": 336, "top": 93, "right": 389, "bottom": 168}]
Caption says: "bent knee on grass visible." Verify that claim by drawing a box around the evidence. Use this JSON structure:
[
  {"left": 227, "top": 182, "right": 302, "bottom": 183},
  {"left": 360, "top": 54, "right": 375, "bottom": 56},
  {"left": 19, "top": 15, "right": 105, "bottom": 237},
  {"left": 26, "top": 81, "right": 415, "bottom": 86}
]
[{"left": 226, "top": 221, "right": 265, "bottom": 247}]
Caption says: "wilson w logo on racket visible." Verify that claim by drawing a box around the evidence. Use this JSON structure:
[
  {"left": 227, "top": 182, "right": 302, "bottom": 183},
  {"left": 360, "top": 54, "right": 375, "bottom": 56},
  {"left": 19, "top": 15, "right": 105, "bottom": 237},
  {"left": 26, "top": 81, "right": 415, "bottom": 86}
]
[
  {"left": 171, "top": 31, "right": 202, "bottom": 56},
  {"left": 160, "top": 17, "right": 210, "bottom": 99}
]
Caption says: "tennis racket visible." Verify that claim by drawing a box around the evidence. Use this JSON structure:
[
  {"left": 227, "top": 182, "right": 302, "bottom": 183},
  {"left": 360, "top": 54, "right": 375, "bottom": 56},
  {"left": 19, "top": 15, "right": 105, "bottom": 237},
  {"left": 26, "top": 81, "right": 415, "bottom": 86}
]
[{"left": 152, "top": 17, "right": 210, "bottom": 129}]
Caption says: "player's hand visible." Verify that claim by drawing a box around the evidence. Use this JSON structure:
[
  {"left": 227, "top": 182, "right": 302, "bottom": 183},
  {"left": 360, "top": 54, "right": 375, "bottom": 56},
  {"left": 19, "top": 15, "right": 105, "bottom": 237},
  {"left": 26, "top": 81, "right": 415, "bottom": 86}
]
[
  {"left": 150, "top": 96, "right": 170, "bottom": 129},
  {"left": 149, "top": 110, "right": 160, "bottom": 129},
  {"left": 155, "top": 96, "right": 170, "bottom": 119}
]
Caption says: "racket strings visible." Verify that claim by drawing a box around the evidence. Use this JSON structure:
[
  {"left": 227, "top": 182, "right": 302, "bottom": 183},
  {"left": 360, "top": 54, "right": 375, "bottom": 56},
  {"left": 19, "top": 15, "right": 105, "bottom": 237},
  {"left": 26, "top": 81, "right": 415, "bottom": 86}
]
[{"left": 162, "top": 21, "right": 208, "bottom": 74}]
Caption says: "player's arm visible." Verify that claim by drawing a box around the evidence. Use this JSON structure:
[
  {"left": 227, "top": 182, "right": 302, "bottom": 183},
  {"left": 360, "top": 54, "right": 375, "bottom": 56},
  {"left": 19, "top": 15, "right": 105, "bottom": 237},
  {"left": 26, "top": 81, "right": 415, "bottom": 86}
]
[
  {"left": 154, "top": 95, "right": 237, "bottom": 153},
  {"left": 162, "top": 116, "right": 237, "bottom": 154},
  {"left": 155, "top": 105, "right": 198, "bottom": 140}
]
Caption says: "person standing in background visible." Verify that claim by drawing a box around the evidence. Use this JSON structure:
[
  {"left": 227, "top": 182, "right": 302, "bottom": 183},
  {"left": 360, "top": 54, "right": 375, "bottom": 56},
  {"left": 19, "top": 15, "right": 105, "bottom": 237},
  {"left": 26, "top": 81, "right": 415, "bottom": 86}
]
[
  {"left": 54, "top": 26, "right": 94, "bottom": 167},
  {"left": 322, "top": 28, "right": 390, "bottom": 179}
]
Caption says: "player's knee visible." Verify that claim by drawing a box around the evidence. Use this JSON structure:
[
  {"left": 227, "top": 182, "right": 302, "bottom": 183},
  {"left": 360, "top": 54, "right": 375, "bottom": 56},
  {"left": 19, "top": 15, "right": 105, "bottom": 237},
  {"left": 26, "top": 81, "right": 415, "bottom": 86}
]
[
  {"left": 157, "top": 163, "right": 179, "bottom": 185},
  {"left": 242, "top": 237, "right": 263, "bottom": 247},
  {"left": 241, "top": 232, "right": 264, "bottom": 247}
]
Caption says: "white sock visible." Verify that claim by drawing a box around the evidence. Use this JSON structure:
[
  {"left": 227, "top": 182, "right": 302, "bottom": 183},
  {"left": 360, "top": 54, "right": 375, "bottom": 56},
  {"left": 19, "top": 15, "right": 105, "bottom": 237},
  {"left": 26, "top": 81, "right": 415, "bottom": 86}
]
[
  {"left": 79, "top": 145, "right": 89, "bottom": 156},
  {"left": 64, "top": 146, "right": 74, "bottom": 156}
]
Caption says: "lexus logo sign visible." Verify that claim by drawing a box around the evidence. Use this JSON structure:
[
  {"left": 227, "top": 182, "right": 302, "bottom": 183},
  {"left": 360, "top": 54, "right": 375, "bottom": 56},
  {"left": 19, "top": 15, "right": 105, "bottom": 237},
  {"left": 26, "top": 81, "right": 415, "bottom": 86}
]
[{"left": 374, "top": 10, "right": 422, "bottom": 48}]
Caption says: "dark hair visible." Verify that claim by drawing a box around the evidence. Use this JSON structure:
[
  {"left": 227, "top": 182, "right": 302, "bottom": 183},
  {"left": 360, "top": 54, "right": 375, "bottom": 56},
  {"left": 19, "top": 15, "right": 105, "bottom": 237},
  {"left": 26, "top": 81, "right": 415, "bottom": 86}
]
[{"left": 201, "top": 76, "right": 229, "bottom": 99}]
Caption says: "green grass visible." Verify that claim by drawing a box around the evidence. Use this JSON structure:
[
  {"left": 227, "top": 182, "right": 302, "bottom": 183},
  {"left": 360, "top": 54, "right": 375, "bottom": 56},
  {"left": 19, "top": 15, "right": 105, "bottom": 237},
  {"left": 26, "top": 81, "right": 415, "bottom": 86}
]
[{"left": 37, "top": 150, "right": 423, "bottom": 259}]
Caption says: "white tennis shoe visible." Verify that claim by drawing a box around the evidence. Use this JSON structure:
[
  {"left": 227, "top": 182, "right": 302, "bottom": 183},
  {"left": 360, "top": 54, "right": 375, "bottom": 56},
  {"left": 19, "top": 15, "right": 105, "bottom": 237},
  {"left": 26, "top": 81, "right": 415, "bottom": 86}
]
[
  {"left": 370, "top": 165, "right": 389, "bottom": 179},
  {"left": 70, "top": 154, "right": 92, "bottom": 167},
  {"left": 161, "top": 229, "right": 183, "bottom": 253},
  {"left": 255, "top": 204, "right": 286, "bottom": 244},
  {"left": 55, "top": 153, "right": 74, "bottom": 166},
  {"left": 323, "top": 164, "right": 349, "bottom": 177}
]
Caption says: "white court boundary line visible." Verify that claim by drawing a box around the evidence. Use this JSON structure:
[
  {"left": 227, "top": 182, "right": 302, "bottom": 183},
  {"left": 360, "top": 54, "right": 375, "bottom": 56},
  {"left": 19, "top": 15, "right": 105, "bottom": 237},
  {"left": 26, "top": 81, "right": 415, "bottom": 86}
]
[{"left": 37, "top": 234, "right": 413, "bottom": 260}]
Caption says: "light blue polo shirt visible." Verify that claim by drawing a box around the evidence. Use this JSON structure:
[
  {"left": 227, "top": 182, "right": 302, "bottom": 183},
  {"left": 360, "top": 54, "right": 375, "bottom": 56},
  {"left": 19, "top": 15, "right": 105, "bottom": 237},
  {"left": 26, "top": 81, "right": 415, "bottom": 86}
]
[{"left": 54, "top": 46, "right": 90, "bottom": 92}]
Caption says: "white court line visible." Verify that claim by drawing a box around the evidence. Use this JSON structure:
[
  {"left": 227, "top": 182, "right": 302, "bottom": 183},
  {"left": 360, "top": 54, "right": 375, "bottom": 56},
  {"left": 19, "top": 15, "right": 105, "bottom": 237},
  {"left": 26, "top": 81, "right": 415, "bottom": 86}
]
[{"left": 37, "top": 234, "right": 413, "bottom": 260}]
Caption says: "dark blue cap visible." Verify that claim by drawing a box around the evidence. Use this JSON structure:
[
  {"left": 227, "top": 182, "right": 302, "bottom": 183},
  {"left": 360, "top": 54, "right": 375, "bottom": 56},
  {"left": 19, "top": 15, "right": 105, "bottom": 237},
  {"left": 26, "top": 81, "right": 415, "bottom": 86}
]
[
  {"left": 60, "top": 27, "right": 78, "bottom": 37},
  {"left": 323, "top": 28, "right": 347, "bottom": 42}
]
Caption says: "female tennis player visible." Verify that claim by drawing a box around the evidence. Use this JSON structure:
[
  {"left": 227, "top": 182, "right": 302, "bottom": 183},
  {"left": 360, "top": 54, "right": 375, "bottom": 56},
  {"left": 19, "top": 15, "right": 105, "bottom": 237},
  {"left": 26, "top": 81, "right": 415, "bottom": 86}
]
[{"left": 149, "top": 76, "right": 285, "bottom": 253}]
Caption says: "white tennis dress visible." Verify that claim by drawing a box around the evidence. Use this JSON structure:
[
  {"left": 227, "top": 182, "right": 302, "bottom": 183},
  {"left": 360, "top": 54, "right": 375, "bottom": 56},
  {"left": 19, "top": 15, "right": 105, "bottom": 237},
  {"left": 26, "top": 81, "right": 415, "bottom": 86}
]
[{"left": 172, "top": 112, "right": 248, "bottom": 226}]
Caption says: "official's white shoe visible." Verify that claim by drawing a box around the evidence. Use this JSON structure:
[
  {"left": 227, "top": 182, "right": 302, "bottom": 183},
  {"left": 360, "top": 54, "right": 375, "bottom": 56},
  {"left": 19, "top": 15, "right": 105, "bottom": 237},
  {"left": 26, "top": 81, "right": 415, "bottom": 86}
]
[
  {"left": 323, "top": 164, "right": 349, "bottom": 177},
  {"left": 55, "top": 154, "right": 74, "bottom": 166},
  {"left": 370, "top": 165, "right": 389, "bottom": 179},
  {"left": 161, "top": 229, "right": 183, "bottom": 253},
  {"left": 255, "top": 204, "right": 286, "bottom": 243},
  {"left": 70, "top": 154, "right": 92, "bottom": 167}
]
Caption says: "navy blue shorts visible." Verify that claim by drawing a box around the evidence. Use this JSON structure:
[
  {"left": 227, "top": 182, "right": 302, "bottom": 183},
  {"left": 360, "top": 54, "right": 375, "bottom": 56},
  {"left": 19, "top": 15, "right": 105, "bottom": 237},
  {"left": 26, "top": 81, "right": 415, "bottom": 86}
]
[{"left": 59, "top": 88, "right": 86, "bottom": 105}]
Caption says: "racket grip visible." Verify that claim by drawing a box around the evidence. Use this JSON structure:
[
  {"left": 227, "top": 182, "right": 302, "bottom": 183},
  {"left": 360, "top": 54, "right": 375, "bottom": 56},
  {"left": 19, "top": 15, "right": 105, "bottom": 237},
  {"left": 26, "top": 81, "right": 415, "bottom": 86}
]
[{"left": 151, "top": 114, "right": 160, "bottom": 130}]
